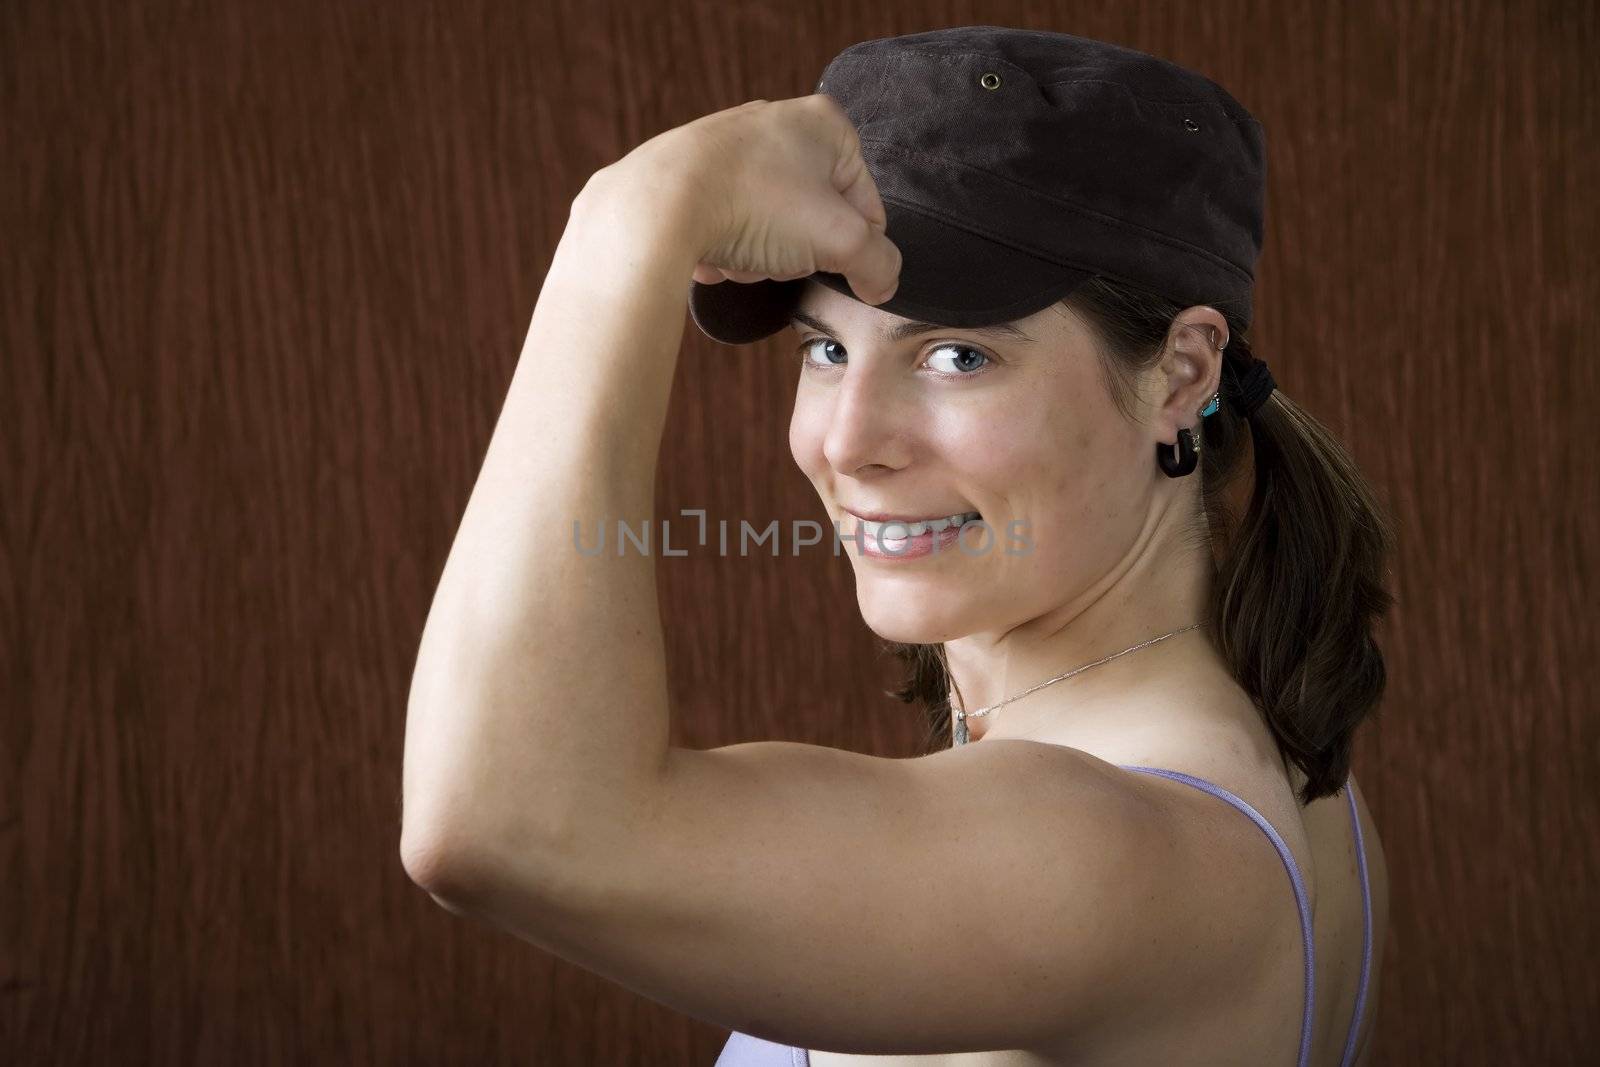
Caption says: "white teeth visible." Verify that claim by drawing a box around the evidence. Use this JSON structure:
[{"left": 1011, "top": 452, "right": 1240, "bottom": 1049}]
[{"left": 858, "top": 511, "right": 980, "bottom": 538}]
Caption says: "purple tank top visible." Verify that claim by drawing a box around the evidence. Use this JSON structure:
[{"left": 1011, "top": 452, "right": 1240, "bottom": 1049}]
[{"left": 714, "top": 768, "right": 1374, "bottom": 1067}]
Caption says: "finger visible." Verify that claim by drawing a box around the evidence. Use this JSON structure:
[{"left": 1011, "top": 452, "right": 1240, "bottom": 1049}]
[
  {"left": 832, "top": 211, "right": 901, "bottom": 305},
  {"left": 811, "top": 98, "right": 899, "bottom": 300},
  {"left": 857, "top": 235, "right": 901, "bottom": 305},
  {"left": 830, "top": 159, "right": 898, "bottom": 302},
  {"left": 692, "top": 263, "right": 774, "bottom": 286},
  {"left": 811, "top": 93, "right": 888, "bottom": 233},
  {"left": 832, "top": 143, "right": 888, "bottom": 237}
]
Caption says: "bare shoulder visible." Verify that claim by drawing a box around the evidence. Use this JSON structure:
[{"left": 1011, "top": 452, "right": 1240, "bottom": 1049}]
[{"left": 1043, "top": 710, "right": 1320, "bottom": 896}]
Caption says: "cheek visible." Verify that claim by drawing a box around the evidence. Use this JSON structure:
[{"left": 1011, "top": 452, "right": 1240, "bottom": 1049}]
[
  {"left": 985, "top": 418, "right": 1130, "bottom": 550},
  {"left": 953, "top": 406, "right": 1082, "bottom": 500},
  {"left": 898, "top": 387, "right": 1073, "bottom": 496}
]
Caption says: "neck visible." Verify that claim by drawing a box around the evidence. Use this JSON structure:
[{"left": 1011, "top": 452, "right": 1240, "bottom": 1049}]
[{"left": 944, "top": 523, "right": 1219, "bottom": 745}]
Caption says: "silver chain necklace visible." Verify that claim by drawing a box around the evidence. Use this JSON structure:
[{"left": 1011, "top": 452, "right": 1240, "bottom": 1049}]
[{"left": 950, "top": 623, "right": 1202, "bottom": 745}]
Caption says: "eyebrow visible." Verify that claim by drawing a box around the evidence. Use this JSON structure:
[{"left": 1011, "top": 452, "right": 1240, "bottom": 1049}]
[{"left": 787, "top": 309, "right": 1037, "bottom": 345}]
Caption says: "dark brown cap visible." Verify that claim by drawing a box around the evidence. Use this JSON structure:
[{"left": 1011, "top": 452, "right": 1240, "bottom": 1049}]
[{"left": 688, "top": 26, "right": 1266, "bottom": 345}]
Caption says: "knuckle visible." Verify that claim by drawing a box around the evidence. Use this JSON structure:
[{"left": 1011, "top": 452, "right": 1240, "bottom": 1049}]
[
  {"left": 832, "top": 213, "right": 874, "bottom": 258},
  {"left": 849, "top": 211, "right": 876, "bottom": 244},
  {"left": 807, "top": 90, "right": 845, "bottom": 116},
  {"left": 799, "top": 92, "right": 849, "bottom": 129}
]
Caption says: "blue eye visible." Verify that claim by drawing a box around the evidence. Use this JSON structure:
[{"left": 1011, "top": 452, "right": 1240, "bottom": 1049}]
[
  {"left": 798, "top": 337, "right": 849, "bottom": 368},
  {"left": 924, "top": 344, "right": 991, "bottom": 376},
  {"left": 797, "top": 338, "right": 993, "bottom": 377}
]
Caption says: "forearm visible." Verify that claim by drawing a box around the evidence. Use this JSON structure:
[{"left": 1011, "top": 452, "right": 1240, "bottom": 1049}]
[{"left": 400, "top": 162, "right": 705, "bottom": 888}]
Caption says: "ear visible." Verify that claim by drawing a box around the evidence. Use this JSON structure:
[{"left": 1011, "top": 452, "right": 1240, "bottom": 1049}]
[{"left": 1154, "top": 307, "right": 1228, "bottom": 438}]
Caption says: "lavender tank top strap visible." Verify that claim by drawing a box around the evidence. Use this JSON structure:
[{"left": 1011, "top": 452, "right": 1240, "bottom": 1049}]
[
  {"left": 713, "top": 1030, "right": 809, "bottom": 1066},
  {"left": 1118, "top": 764, "right": 1315, "bottom": 1067},
  {"left": 1338, "top": 777, "right": 1373, "bottom": 1067}
]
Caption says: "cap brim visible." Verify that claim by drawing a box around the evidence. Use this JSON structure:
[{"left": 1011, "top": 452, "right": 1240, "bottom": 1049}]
[{"left": 687, "top": 197, "right": 1096, "bottom": 346}]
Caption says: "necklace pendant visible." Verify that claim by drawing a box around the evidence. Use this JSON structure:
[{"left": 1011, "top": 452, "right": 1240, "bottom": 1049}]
[{"left": 952, "top": 707, "right": 969, "bottom": 746}]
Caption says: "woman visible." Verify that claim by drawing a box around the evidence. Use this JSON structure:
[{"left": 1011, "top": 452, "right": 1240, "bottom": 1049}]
[{"left": 401, "top": 26, "right": 1395, "bottom": 1067}]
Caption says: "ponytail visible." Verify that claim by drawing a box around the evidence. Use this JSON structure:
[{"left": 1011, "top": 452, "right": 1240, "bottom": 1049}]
[{"left": 885, "top": 276, "right": 1398, "bottom": 805}]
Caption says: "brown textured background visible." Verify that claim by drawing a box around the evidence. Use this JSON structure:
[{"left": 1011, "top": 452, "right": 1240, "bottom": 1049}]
[{"left": 5, "top": 1, "right": 1597, "bottom": 1063}]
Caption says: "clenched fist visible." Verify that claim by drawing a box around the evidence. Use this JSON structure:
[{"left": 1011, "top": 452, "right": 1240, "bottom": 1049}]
[{"left": 593, "top": 94, "right": 903, "bottom": 307}]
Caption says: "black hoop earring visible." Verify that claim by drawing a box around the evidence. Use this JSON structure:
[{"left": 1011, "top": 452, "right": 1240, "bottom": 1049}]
[{"left": 1156, "top": 427, "right": 1199, "bottom": 478}]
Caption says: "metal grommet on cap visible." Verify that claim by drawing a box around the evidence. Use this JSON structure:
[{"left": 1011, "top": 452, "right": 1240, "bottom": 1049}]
[
  {"left": 979, "top": 72, "right": 1002, "bottom": 90},
  {"left": 1183, "top": 117, "right": 1201, "bottom": 131}
]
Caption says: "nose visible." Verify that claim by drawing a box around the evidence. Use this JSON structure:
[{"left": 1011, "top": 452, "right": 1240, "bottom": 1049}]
[{"left": 820, "top": 360, "right": 917, "bottom": 475}]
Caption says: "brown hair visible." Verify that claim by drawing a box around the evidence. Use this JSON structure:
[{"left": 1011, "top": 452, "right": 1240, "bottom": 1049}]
[{"left": 881, "top": 276, "right": 1398, "bottom": 805}]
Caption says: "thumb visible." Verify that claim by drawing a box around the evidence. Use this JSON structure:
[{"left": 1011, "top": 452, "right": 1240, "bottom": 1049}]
[
  {"left": 821, "top": 209, "right": 902, "bottom": 306},
  {"left": 830, "top": 153, "right": 901, "bottom": 304}
]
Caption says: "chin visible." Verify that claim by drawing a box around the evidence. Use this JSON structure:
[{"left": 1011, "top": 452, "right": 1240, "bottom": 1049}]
[
  {"left": 854, "top": 585, "right": 969, "bottom": 645},
  {"left": 864, "top": 619, "right": 957, "bottom": 645}
]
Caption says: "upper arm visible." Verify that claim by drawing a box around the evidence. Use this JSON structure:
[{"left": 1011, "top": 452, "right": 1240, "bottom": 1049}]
[{"left": 434, "top": 739, "right": 1288, "bottom": 1056}]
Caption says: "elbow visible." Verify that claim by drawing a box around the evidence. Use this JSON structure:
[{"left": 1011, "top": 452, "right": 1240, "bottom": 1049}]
[
  {"left": 400, "top": 821, "right": 488, "bottom": 908},
  {"left": 401, "top": 807, "right": 606, "bottom": 927}
]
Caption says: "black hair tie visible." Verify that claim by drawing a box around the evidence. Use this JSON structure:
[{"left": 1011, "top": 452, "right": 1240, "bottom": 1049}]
[{"left": 1228, "top": 354, "right": 1277, "bottom": 418}]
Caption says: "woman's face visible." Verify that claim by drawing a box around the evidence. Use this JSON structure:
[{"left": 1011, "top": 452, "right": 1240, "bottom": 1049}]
[{"left": 787, "top": 280, "right": 1161, "bottom": 645}]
